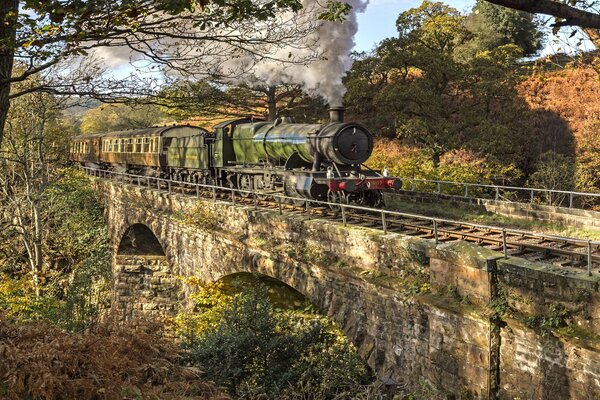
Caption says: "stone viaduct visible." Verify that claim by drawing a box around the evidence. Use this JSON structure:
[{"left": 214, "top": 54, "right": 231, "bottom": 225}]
[{"left": 96, "top": 178, "right": 600, "bottom": 400}]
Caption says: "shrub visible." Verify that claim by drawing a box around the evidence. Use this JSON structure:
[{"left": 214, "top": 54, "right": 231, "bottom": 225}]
[
  {"left": 175, "top": 281, "right": 374, "bottom": 399},
  {"left": 0, "top": 315, "right": 229, "bottom": 400}
]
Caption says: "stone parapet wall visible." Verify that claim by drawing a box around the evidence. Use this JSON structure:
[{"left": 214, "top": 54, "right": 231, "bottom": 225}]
[{"left": 98, "top": 180, "right": 600, "bottom": 399}]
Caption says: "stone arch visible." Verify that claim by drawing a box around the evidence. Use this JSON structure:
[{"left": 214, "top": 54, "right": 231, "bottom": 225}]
[
  {"left": 215, "top": 272, "right": 310, "bottom": 310},
  {"left": 117, "top": 223, "right": 165, "bottom": 256},
  {"left": 204, "top": 268, "right": 379, "bottom": 379},
  {"left": 206, "top": 257, "right": 370, "bottom": 364}
]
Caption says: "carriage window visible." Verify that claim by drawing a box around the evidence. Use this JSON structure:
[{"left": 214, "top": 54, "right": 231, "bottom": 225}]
[
  {"left": 143, "top": 137, "right": 150, "bottom": 152},
  {"left": 135, "top": 138, "right": 143, "bottom": 153}
]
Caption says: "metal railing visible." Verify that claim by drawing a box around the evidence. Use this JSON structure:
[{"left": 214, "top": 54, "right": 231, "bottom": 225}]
[
  {"left": 80, "top": 167, "right": 600, "bottom": 275},
  {"left": 399, "top": 177, "right": 600, "bottom": 210}
]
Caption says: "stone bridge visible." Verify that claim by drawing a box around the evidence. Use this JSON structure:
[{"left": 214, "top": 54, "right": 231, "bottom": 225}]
[{"left": 96, "top": 179, "right": 600, "bottom": 400}]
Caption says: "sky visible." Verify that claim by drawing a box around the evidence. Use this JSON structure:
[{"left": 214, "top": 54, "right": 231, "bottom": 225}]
[
  {"left": 354, "top": 0, "right": 476, "bottom": 52},
  {"left": 352, "top": 0, "right": 592, "bottom": 55}
]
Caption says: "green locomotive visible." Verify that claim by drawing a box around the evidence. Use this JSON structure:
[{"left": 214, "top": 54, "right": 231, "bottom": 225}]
[{"left": 70, "top": 107, "right": 400, "bottom": 206}]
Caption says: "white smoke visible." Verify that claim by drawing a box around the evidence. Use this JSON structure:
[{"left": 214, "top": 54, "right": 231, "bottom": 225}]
[
  {"left": 90, "top": 0, "right": 369, "bottom": 106},
  {"left": 227, "top": 0, "right": 370, "bottom": 106}
]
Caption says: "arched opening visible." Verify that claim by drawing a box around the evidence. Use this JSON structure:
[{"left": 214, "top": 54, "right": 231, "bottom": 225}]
[
  {"left": 217, "top": 272, "right": 310, "bottom": 310},
  {"left": 117, "top": 223, "right": 165, "bottom": 256}
]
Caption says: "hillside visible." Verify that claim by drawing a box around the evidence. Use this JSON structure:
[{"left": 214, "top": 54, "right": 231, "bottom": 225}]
[{"left": 518, "top": 61, "right": 600, "bottom": 145}]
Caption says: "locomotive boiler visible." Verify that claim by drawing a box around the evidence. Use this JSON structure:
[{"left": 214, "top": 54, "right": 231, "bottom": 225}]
[{"left": 70, "top": 107, "right": 400, "bottom": 207}]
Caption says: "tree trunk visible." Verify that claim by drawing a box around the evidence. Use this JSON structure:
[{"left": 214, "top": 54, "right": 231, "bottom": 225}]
[
  {"left": 432, "top": 151, "right": 441, "bottom": 168},
  {"left": 266, "top": 86, "right": 277, "bottom": 121},
  {"left": 31, "top": 202, "right": 43, "bottom": 298},
  {"left": 0, "top": 0, "right": 19, "bottom": 149}
]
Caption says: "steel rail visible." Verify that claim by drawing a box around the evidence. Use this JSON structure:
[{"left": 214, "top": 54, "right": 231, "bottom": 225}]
[{"left": 80, "top": 167, "right": 600, "bottom": 274}]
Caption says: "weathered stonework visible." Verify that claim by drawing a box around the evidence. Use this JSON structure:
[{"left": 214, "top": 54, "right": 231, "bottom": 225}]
[{"left": 96, "top": 179, "right": 600, "bottom": 400}]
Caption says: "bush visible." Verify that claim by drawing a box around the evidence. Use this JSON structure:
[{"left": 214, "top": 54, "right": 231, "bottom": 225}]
[
  {"left": 0, "top": 315, "right": 229, "bottom": 400},
  {"left": 527, "top": 151, "right": 576, "bottom": 206},
  {"left": 367, "top": 140, "right": 522, "bottom": 196},
  {"left": 174, "top": 281, "right": 374, "bottom": 399}
]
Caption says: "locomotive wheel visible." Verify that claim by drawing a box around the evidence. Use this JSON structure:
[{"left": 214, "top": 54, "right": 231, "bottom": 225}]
[
  {"left": 364, "top": 190, "right": 383, "bottom": 208},
  {"left": 238, "top": 174, "right": 253, "bottom": 198},
  {"left": 284, "top": 178, "right": 305, "bottom": 206},
  {"left": 327, "top": 190, "right": 346, "bottom": 212}
]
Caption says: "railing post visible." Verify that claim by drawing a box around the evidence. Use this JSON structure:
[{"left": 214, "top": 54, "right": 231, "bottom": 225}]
[
  {"left": 306, "top": 200, "right": 311, "bottom": 218},
  {"left": 569, "top": 193, "right": 574, "bottom": 208},
  {"left": 341, "top": 205, "right": 347, "bottom": 226},
  {"left": 168, "top": 181, "right": 171, "bottom": 195},
  {"left": 464, "top": 185, "right": 468, "bottom": 198},
  {"left": 157, "top": 179, "right": 160, "bottom": 191},
  {"left": 530, "top": 190, "right": 534, "bottom": 204},
  {"left": 231, "top": 189, "right": 235, "bottom": 205},
  {"left": 253, "top": 192, "right": 258, "bottom": 210},
  {"left": 588, "top": 240, "right": 593, "bottom": 277},
  {"left": 502, "top": 228, "right": 508, "bottom": 259},
  {"left": 381, "top": 211, "right": 387, "bottom": 233},
  {"left": 212, "top": 187, "right": 217, "bottom": 202},
  {"left": 433, "top": 219, "right": 439, "bottom": 244},
  {"left": 137, "top": 176, "right": 140, "bottom": 186},
  {"left": 495, "top": 186, "right": 499, "bottom": 201},
  {"left": 196, "top": 184, "right": 200, "bottom": 198},
  {"left": 436, "top": 182, "right": 441, "bottom": 193},
  {"left": 278, "top": 197, "right": 283, "bottom": 215},
  {"left": 411, "top": 181, "right": 416, "bottom": 191}
]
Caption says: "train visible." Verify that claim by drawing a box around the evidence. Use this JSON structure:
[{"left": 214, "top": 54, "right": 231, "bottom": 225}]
[{"left": 69, "top": 107, "right": 401, "bottom": 207}]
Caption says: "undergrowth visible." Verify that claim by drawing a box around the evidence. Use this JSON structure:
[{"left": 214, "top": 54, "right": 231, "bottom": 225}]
[{"left": 0, "top": 313, "right": 229, "bottom": 400}]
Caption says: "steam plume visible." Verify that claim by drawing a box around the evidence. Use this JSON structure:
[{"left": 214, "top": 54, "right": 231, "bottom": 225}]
[
  {"left": 235, "top": 0, "right": 370, "bottom": 106},
  {"left": 90, "top": 0, "right": 369, "bottom": 106}
]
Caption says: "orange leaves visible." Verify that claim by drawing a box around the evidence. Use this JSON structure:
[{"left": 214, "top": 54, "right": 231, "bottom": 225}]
[{"left": 0, "top": 315, "right": 229, "bottom": 400}]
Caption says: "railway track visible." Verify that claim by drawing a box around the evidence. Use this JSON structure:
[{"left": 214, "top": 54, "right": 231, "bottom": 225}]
[{"left": 84, "top": 167, "right": 600, "bottom": 273}]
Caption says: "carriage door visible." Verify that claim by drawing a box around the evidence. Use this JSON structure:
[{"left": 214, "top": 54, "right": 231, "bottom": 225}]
[{"left": 93, "top": 139, "right": 101, "bottom": 159}]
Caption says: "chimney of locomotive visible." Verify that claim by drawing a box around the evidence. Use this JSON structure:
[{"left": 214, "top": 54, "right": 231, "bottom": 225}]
[{"left": 329, "top": 106, "right": 345, "bottom": 123}]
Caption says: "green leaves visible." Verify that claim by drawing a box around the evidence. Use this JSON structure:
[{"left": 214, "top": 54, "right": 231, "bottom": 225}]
[
  {"left": 318, "top": 1, "right": 351, "bottom": 22},
  {"left": 177, "top": 282, "right": 373, "bottom": 398}
]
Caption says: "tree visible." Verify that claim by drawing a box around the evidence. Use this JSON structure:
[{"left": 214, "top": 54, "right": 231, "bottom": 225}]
[
  {"left": 0, "top": 73, "right": 69, "bottom": 296},
  {"left": 0, "top": 0, "right": 346, "bottom": 148},
  {"left": 465, "top": 0, "right": 543, "bottom": 57},
  {"left": 0, "top": 72, "right": 110, "bottom": 328},
  {"left": 484, "top": 0, "right": 600, "bottom": 29},
  {"left": 483, "top": 0, "right": 600, "bottom": 47},
  {"left": 345, "top": 2, "right": 534, "bottom": 168},
  {"left": 161, "top": 80, "right": 328, "bottom": 122},
  {"left": 80, "top": 103, "right": 167, "bottom": 134}
]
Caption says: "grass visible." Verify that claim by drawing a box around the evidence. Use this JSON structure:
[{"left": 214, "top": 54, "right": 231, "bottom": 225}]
[{"left": 385, "top": 198, "right": 600, "bottom": 241}]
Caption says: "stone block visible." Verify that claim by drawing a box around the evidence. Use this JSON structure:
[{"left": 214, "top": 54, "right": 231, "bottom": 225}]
[{"left": 430, "top": 241, "right": 502, "bottom": 306}]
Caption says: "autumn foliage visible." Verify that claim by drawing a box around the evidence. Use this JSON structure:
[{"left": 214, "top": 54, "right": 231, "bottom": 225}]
[{"left": 0, "top": 314, "right": 229, "bottom": 400}]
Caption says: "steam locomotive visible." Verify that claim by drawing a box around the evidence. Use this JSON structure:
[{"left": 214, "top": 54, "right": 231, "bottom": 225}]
[{"left": 70, "top": 107, "right": 400, "bottom": 206}]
